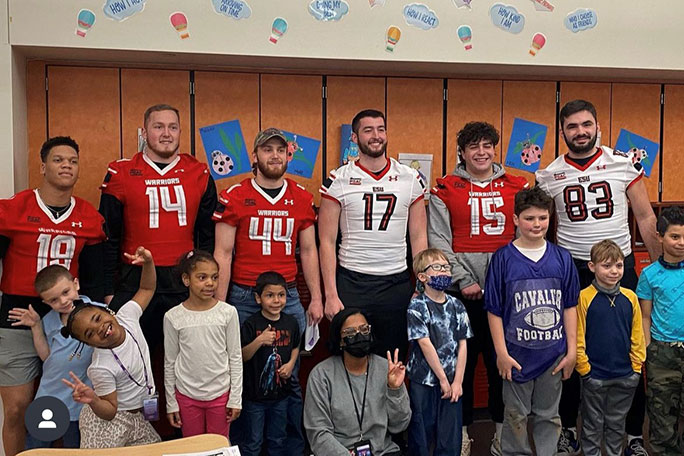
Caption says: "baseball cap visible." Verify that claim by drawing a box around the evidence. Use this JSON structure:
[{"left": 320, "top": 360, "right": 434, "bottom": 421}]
[{"left": 254, "top": 128, "right": 287, "bottom": 149}]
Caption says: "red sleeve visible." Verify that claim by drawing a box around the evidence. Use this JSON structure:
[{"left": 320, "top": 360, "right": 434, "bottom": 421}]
[
  {"left": 300, "top": 192, "right": 316, "bottom": 230},
  {"left": 0, "top": 198, "right": 10, "bottom": 234},
  {"left": 100, "top": 161, "right": 126, "bottom": 202},
  {"left": 212, "top": 186, "right": 241, "bottom": 226}
]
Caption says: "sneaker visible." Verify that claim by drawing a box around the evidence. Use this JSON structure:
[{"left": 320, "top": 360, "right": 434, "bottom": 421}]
[
  {"left": 490, "top": 434, "right": 502, "bottom": 456},
  {"left": 461, "top": 436, "right": 473, "bottom": 456},
  {"left": 557, "top": 428, "right": 581, "bottom": 455},
  {"left": 624, "top": 437, "right": 649, "bottom": 456}
]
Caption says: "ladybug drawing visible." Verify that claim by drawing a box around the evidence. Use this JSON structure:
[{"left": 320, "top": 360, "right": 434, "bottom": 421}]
[
  {"left": 211, "top": 150, "right": 234, "bottom": 176},
  {"left": 520, "top": 141, "right": 542, "bottom": 166}
]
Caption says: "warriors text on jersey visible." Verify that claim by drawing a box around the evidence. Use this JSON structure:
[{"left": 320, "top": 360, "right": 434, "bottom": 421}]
[
  {"left": 213, "top": 178, "right": 316, "bottom": 286},
  {"left": 320, "top": 158, "right": 424, "bottom": 276},
  {"left": 100, "top": 153, "right": 209, "bottom": 266},
  {"left": 0, "top": 189, "right": 105, "bottom": 296},
  {"left": 535, "top": 146, "right": 642, "bottom": 261},
  {"left": 431, "top": 173, "right": 529, "bottom": 253}
]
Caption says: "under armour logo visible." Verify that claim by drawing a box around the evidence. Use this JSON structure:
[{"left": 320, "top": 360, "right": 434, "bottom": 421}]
[
  {"left": 284, "top": 200, "right": 294, "bottom": 205},
  {"left": 494, "top": 182, "right": 504, "bottom": 187},
  {"left": 388, "top": 176, "right": 398, "bottom": 181},
  {"left": 71, "top": 221, "right": 83, "bottom": 227}
]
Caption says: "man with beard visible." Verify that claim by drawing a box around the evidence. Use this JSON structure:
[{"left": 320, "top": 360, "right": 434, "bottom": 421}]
[
  {"left": 99, "top": 104, "right": 217, "bottom": 345},
  {"left": 213, "top": 128, "right": 322, "bottom": 454},
  {"left": 536, "top": 99, "right": 659, "bottom": 456},
  {"left": 319, "top": 109, "right": 427, "bottom": 362}
]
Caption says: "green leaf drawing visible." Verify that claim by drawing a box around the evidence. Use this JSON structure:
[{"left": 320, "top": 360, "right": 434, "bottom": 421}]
[
  {"left": 219, "top": 128, "right": 242, "bottom": 170},
  {"left": 292, "top": 149, "right": 313, "bottom": 167},
  {"left": 626, "top": 132, "right": 636, "bottom": 149}
]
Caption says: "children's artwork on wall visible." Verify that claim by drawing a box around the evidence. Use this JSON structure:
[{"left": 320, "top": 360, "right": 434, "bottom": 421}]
[
  {"left": 281, "top": 131, "right": 321, "bottom": 179},
  {"left": 76, "top": 9, "right": 96, "bottom": 37},
  {"left": 169, "top": 12, "right": 189, "bottom": 39},
  {"left": 457, "top": 25, "right": 473, "bottom": 50},
  {"left": 403, "top": 3, "right": 439, "bottom": 31},
  {"left": 613, "top": 129, "right": 659, "bottom": 177},
  {"left": 340, "top": 124, "right": 359, "bottom": 165},
  {"left": 453, "top": 0, "right": 473, "bottom": 9},
  {"left": 564, "top": 8, "right": 597, "bottom": 33},
  {"left": 308, "top": 0, "right": 350, "bottom": 22},
  {"left": 529, "top": 33, "right": 546, "bottom": 56},
  {"left": 505, "top": 118, "right": 548, "bottom": 173},
  {"left": 386, "top": 26, "right": 402, "bottom": 52},
  {"left": 103, "top": 0, "right": 146, "bottom": 22},
  {"left": 530, "top": 0, "right": 554, "bottom": 12},
  {"left": 269, "top": 17, "right": 288, "bottom": 43},
  {"left": 199, "top": 120, "right": 252, "bottom": 181},
  {"left": 211, "top": 0, "right": 252, "bottom": 20},
  {"left": 490, "top": 3, "right": 525, "bottom": 34},
  {"left": 398, "top": 153, "right": 432, "bottom": 198},
  {"left": 369, "top": 0, "right": 386, "bottom": 7}
]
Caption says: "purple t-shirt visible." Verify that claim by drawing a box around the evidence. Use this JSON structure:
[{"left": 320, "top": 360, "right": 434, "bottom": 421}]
[{"left": 485, "top": 242, "right": 579, "bottom": 383}]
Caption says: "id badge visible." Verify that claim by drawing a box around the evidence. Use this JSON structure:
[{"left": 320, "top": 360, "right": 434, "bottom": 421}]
[
  {"left": 142, "top": 393, "right": 159, "bottom": 421},
  {"left": 350, "top": 440, "right": 372, "bottom": 456}
]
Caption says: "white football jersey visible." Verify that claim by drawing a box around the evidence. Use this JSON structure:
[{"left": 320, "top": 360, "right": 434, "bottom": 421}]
[
  {"left": 320, "top": 157, "right": 424, "bottom": 275},
  {"left": 535, "top": 146, "right": 642, "bottom": 261}
]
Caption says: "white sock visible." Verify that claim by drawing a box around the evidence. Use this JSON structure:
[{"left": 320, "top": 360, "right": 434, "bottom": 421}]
[
  {"left": 627, "top": 434, "right": 642, "bottom": 442},
  {"left": 462, "top": 426, "right": 469, "bottom": 440},
  {"left": 495, "top": 422, "right": 503, "bottom": 440}
]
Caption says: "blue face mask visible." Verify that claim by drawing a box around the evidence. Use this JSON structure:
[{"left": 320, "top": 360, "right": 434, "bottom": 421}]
[{"left": 426, "top": 274, "right": 453, "bottom": 291}]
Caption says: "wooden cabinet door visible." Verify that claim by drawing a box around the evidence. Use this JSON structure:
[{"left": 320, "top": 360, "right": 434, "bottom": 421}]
[
  {"left": 325, "top": 76, "right": 385, "bottom": 174},
  {"left": 120, "top": 69, "right": 191, "bottom": 158},
  {"left": 502, "top": 81, "right": 557, "bottom": 186},
  {"left": 387, "top": 77, "right": 443, "bottom": 192},
  {"left": 611, "top": 83, "right": 661, "bottom": 201},
  {"left": 194, "top": 71, "right": 260, "bottom": 194},
  {"left": 260, "top": 74, "right": 323, "bottom": 202},
  {"left": 46, "top": 66, "right": 121, "bottom": 206},
  {"left": 446, "top": 79, "right": 503, "bottom": 174},
  {"left": 662, "top": 84, "right": 684, "bottom": 202}
]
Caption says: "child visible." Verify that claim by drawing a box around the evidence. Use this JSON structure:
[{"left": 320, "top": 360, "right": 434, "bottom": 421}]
[
  {"left": 484, "top": 186, "right": 579, "bottom": 456},
  {"left": 163, "top": 250, "right": 242, "bottom": 437},
  {"left": 636, "top": 206, "right": 684, "bottom": 455},
  {"left": 61, "top": 246, "right": 161, "bottom": 448},
  {"left": 406, "top": 248, "right": 472, "bottom": 456},
  {"left": 8, "top": 266, "right": 99, "bottom": 449},
  {"left": 576, "top": 240, "right": 645, "bottom": 456},
  {"left": 238, "top": 271, "right": 301, "bottom": 456}
]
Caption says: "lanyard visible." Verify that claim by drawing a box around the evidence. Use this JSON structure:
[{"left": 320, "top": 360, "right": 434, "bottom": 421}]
[
  {"left": 111, "top": 328, "right": 153, "bottom": 395},
  {"left": 343, "top": 357, "right": 370, "bottom": 440}
]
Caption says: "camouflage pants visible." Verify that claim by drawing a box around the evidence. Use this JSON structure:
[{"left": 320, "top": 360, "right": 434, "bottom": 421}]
[{"left": 646, "top": 340, "right": 684, "bottom": 456}]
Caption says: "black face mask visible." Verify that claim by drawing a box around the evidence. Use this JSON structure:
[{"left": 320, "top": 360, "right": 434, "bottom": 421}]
[{"left": 341, "top": 332, "right": 372, "bottom": 358}]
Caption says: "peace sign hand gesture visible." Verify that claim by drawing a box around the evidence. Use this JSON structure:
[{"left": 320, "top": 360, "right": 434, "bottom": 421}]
[
  {"left": 386, "top": 348, "right": 406, "bottom": 389},
  {"left": 62, "top": 371, "right": 97, "bottom": 404}
]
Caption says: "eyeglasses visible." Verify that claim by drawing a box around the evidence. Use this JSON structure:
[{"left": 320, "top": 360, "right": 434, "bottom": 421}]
[
  {"left": 341, "top": 324, "right": 372, "bottom": 338},
  {"left": 422, "top": 263, "right": 452, "bottom": 273}
]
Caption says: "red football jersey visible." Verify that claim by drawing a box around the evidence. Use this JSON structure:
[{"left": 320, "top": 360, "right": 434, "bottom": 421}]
[
  {"left": 0, "top": 189, "right": 106, "bottom": 296},
  {"left": 213, "top": 178, "right": 316, "bottom": 286},
  {"left": 431, "top": 173, "right": 529, "bottom": 253},
  {"left": 101, "top": 153, "right": 210, "bottom": 266}
]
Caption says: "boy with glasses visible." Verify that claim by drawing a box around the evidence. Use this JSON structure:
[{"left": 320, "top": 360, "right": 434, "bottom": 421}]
[{"left": 406, "top": 248, "right": 473, "bottom": 456}]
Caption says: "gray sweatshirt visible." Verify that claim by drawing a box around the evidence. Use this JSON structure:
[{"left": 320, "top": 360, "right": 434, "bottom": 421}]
[
  {"left": 304, "top": 355, "right": 411, "bottom": 456},
  {"left": 428, "top": 162, "right": 511, "bottom": 291}
]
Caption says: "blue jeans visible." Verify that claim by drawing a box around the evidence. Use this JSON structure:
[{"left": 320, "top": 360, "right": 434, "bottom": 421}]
[
  {"left": 408, "top": 383, "right": 463, "bottom": 456},
  {"left": 25, "top": 420, "right": 80, "bottom": 449},
  {"left": 239, "top": 398, "right": 288, "bottom": 456},
  {"left": 229, "top": 283, "right": 305, "bottom": 454}
]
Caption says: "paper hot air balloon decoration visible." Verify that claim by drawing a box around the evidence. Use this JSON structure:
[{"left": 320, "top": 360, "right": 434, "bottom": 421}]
[
  {"left": 386, "top": 26, "right": 401, "bottom": 52},
  {"left": 76, "top": 9, "right": 96, "bottom": 37},
  {"left": 270, "top": 18, "right": 288, "bottom": 44},
  {"left": 530, "top": 33, "right": 546, "bottom": 56},
  {"left": 170, "top": 12, "right": 189, "bottom": 39},
  {"left": 457, "top": 25, "right": 472, "bottom": 50}
]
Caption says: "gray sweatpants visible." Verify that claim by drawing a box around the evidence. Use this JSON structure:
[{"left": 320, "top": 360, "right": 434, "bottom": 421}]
[
  {"left": 580, "top": 372, "right": 640, "bottom": 456},
  {"left": 502, "top": 359, "right": 562, "bottom": 456}
]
